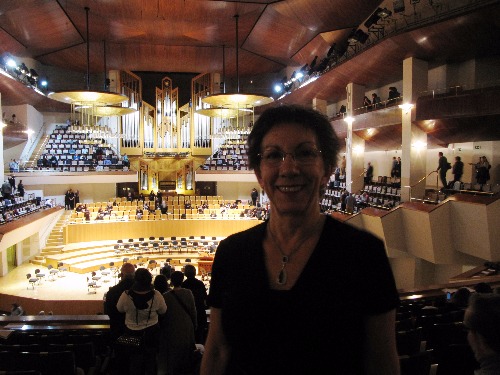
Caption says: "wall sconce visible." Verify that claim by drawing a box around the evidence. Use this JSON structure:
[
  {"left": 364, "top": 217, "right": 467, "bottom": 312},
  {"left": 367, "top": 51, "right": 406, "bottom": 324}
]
[
  {"left": 343, "top": 116, "right": 355, "bottom": 125},
  {"left": 353, "top": 145, "right": 365, "bottom": 154},
  {"left": 398, "top": 103, "right": 414, "bottom": 114},
  {"left": 411, "top": 140, "right": 427, "bottom": 150},
  {"left": 23, "top": 129, "right": 35, "bottom": 136}
]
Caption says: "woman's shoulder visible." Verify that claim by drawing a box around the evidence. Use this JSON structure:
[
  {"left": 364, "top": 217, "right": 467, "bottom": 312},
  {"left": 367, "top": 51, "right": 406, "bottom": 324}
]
[{"left": 323, "top": 216, "right": 383, "bottom": 248}]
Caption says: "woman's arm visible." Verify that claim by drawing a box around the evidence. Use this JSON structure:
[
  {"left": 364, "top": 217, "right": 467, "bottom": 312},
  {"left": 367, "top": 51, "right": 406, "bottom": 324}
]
[
  {"left": 363, "top": 309, "right": 400, "bottom": 375},
  {"left": 200, "top": 307, "right": 231, "bottom": 375}
]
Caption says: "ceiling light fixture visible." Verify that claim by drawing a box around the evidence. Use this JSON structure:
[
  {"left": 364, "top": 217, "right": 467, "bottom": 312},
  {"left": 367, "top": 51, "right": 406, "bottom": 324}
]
[
  {"left": 201, "top": 15, "right": 274, "bottom": 110},
  {"left": 48, "top": 7, "right": 134, "bottom": 127}
]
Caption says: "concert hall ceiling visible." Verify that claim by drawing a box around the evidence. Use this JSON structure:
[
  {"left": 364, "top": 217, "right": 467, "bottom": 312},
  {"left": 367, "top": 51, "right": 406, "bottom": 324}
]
[{"left": 0, "top": 0, "right": 499, "bottom": 150}]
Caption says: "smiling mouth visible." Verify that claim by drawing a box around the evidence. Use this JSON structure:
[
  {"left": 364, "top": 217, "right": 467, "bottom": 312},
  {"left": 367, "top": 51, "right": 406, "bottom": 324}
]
[{"left": 277, "top": 185, "right": 302, "bottom": 193}]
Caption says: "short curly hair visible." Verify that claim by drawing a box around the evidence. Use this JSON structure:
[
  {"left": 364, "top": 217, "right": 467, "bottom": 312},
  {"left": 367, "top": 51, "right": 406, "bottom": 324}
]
[{"left": 247, "top": 105, "right": 339, "bottom": 172}]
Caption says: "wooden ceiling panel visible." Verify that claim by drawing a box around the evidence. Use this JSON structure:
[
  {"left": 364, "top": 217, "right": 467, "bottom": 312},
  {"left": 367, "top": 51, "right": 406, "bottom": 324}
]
[
  {"left": 292, "top": 32, "right": 335, "bottom": 67},
  {"left": 243, "top": 6, "right": 316, "bottom": 64},
  {"left": 0, "top": 1, "right": 82, "bottom": 55}
]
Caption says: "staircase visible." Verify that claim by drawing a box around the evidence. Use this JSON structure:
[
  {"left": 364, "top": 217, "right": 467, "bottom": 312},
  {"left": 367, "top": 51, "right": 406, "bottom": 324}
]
[
  {"left": 25, "top": 134, "right": 50, "bottom": 169},
  {"left": 31, "top": 211, "right": 72, "bottom": 266}
]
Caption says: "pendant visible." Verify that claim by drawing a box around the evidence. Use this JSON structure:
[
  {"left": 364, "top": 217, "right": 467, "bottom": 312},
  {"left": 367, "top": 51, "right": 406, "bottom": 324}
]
[
  {"left": 277, "top": 267, "right": 287, "bottom": 285},
  {"left": 277, "top": 260, "right": 288, "bottom": 285}
]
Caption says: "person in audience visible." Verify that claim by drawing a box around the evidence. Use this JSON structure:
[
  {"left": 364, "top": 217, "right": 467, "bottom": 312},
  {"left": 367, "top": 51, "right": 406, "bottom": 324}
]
[
  {"left": 104, "top": 262, "right": 136, "bottom": 341},
  {"left": 334, "top": 165, "right": 341, "bottom": 182},
  {"left": 450, "top": 287, "right": 472, "bottom": 310},
  {"left": 464, "top": 293, "right": 500, "bottom": 374},
  {"left": 201, "top": 105, "right": 400, "bottom": 375},
  {"left": 182, "top": 264, "right": 208, "bottom": 344},
  {"left": 1, "top": 179, "right": 12, "bottom": 199},
  {"left": 365, "top": 162, "right": 374, "bottom": 185},
  {"left": 64, "top": 189, "right": 71, "bottom": 210},
  {"left": 117, "top": 268, "right": 167, "bottom": 375},
  {"left": 122, "top": 153, "right": 130, "bottom": 167},
  {"left": 10, "top": 303, "right": 24, "bottom": 316},
  {"left": 8, "top": 175, "right": 16, "bottom": 193},
  {"left": 372, "top": 92, "right": 381, "bottom": 108},
  {"left": 387, "top": 86, "right": 401, "bottom": 103},
  {"left": 17, "top": 180, "right": 25, "bottom": 197},
  {"left": 474, "top": 282, "right": 493, "bottom": 294},
  {"left": 154, "top": 274, "right": 171, "bottom": 294},
  {"left": 250, "top": 188, "right": 259, "bottom": 206},
  {"left": 363, "top": 95, "right": 372, "bottom": 109},
  {"left": 8, "top": 159, "right": 17, "bottom": 173},
  {"left": 74, "top": 190, "right": 80, "bottom": 206},
  {"left": 50, "top": 154, "right": 58, "bottom": 168},
  {"left": 436, "top": 151, "right": 449, "bottom": 190},
  {"left": 340, "top": 189, "right": 348, "bottom": 211},
  {"left": 158, "top": 271, "right": 197, "bottom": 375},
  {"left": 161, "top": 262, "right": 173, "bottom": 280},
  {"left": 345, "top": 192, "right": 356, "bottom": 214},
  {"left": 390, "top": 156, "right": 398, "bottom": 178},
  {"left": 472, "top": 156, "right": 491, "bottom": 191},
  {"left": 340, "top": 154, "right": 346, "bottom": 175},
  {"left": 451, "top": 156, "right": 464, "bottom": 187},
  {"left": 395, "top": 156, "right": 402, "bottom": 178}
]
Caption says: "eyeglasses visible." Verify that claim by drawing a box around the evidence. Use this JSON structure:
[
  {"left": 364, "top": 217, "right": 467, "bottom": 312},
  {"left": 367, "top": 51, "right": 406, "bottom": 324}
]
[{"left": 258, "top": 147, "right": 322, "bottom": 167}]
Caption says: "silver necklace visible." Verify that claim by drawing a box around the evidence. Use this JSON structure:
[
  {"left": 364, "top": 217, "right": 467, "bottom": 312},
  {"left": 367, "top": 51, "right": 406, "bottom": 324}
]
[{"left": 267, "top": 229, "right": 310, "bottom": 285}]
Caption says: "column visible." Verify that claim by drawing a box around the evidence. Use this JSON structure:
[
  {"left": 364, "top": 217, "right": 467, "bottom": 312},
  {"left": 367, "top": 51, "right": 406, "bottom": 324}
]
[
  {"left": 345, "top": 83, "right": 365, "bottom": 194},
  {"left": 401, "top": 57, "right": 428, "bottom": 201}
]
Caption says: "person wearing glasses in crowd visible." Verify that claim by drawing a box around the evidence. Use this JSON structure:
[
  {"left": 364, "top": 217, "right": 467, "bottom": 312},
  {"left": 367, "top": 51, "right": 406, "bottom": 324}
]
[{"left": 201, "top": 105, "right": 400, "bottom": 375}]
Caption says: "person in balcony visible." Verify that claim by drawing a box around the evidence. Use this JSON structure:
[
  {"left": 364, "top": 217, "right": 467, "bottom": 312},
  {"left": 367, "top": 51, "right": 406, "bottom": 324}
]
[
  {"left": 363, "top": 95, "right": 372, "bottom": 109},
  {"left": 371, "top": 93, "right": 381, "bottom": 108},
  {"left": 387, "top": 86, "right": 401, "bottom": 104}
]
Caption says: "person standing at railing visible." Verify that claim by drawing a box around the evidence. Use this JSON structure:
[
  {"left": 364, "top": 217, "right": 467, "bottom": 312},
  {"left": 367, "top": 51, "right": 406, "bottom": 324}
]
[{"left": 363, "top": 95, "right": 372, "bottom": 109}]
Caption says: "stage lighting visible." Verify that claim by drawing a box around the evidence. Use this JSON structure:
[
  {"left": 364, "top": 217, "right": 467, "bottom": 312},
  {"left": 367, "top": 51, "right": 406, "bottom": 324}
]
[
  {"left": 40, "top": 79, "right": 48, "bottom": 87},
  {"left": 274, "top": 83, "right": 283, "bottom": 93},
  {"left": 377, "top": 8, "right": 392, "bottom": 18}
]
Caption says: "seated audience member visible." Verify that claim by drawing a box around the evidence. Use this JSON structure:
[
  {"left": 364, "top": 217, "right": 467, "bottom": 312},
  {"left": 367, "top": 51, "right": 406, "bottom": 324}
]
[
  {"left": 464, "top": 293, "right": 500, "bottom": 374},
  {"left": 450, "top": 287, "right": 472, "bottom": 310},
  {"left": 475, "top": 282, "right": 493, "bottom": 294},
  {"left": 10, "top": 303, "right": 24, "bottom": 316},
  {"left": 371, "top": 93, "right": 381, "bottom": 107}
]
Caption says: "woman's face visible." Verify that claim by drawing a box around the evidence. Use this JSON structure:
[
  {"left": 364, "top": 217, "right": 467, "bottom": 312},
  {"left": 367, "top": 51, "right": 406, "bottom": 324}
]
[{"left": 254, "top": 122, "right": 330, "bottom": 218}]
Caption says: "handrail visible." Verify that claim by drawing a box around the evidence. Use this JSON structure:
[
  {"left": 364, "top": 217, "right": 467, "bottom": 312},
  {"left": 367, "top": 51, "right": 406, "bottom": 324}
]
[
  {"left": 408, "top": 170, "right": 437, "bottom": 189},
  {"left": 349, "top": 169, "right": 366, "bottom": 188},
  {"left": 405, "top": 170, "right": 440, "bottom": 202}
]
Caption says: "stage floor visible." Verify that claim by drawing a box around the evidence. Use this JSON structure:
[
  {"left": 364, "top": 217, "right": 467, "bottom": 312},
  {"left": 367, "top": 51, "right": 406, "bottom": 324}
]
[{"left": 0, "top": 262, "right": 114, "bottom": 303}]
